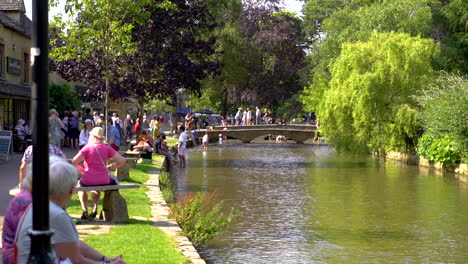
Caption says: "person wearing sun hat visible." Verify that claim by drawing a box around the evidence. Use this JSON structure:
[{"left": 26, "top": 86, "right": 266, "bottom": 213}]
[
  {"left": 71, "top": 127, "right": 126, "bottom": 219},
  {"left": 79, "top": 119, "right": 94, "bottom": 149}
]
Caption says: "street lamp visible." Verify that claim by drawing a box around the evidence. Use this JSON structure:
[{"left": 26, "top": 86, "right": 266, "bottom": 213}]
[{"left": 28, "top": 0, "right": 54, "bottom": 262}]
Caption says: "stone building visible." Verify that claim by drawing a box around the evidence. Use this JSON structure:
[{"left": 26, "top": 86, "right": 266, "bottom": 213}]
[{"left": 0, "top": 0, "right": 31, "bottom": 130}]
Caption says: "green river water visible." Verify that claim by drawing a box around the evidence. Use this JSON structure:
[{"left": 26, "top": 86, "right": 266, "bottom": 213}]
[{"left": 172, "top": 142, "right": 468, "bottom": 264}]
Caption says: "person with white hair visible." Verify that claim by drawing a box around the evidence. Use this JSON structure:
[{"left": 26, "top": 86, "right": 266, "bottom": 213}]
[
  {"left": 49, "top": 109, "right": 65, "bottom": 147},
  {"left": 14, "top": 156, "right": 126, "bottom": 264},
  {"left": 14, "top": 119, "right": 26, "bottom": 138}
]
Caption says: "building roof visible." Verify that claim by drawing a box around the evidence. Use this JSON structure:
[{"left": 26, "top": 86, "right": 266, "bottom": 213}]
[
  {"left": 0, "top": 0, "right": 25, "bottom": 12},
  {"left": 0, "top": 10, "right": 31, "bottom": 37},
  {"left": 0, "top": 79, "right": 31, "bottom": 98}
]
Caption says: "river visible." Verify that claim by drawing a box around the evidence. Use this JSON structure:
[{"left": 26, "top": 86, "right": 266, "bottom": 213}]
[{"left": 172, "top": 142, "right": 468, "bottom": 264}]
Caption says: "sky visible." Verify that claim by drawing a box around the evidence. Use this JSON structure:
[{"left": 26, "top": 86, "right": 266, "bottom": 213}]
[{"left": 24, "top": 0, "right": 304, "bottom": 20}]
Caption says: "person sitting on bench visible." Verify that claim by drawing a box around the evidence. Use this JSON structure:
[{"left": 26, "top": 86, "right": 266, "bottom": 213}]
[{"left": 71, "top": 127, "right": 126, "bottom": 220}]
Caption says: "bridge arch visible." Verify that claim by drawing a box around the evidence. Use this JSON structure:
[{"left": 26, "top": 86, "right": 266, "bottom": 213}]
[{"left": 201, "top": 127, "right": 316, "bottom": 144}]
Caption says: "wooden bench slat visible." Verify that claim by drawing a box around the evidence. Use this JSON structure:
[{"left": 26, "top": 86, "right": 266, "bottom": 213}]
[{"left": 74, "top": 184, "right": 139, "bottom": 192}]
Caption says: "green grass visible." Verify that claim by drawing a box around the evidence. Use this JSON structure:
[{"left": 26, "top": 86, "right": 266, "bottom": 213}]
[
  {"left": 166, "top": 138, "right": 178, "bottom": 146},
  {"left": 66, "top": 143, "right": 190, "bottom": 263},
  {"left": 84, "top": 219, "right": 189, "bottom": 264}
]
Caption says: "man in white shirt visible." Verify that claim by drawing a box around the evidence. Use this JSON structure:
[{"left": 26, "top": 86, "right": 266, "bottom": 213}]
[{"left": 178, "top": 125, "right": 187, "bottom": 168}]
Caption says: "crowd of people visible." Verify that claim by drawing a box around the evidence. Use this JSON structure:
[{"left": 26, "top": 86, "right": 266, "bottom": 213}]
[{"left": 232, "top": 106, "right": 272, "bottom": 126}]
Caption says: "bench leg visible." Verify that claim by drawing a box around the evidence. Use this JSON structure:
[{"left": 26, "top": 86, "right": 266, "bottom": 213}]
[
  {"left": 101, "top": 190, "right": 129, "bottom": 223},
  {"left": 116, "top": 164, "right": 130, "bottom": 181}
]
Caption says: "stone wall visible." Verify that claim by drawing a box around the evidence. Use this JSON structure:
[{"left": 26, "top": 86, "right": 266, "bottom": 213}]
[{"left": 386, "top": 151, "right": 468, "bottom": 175}]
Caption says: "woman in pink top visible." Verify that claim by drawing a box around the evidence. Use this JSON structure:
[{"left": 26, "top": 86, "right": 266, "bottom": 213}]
[{"left": 72, "top": 127, "right": 125, "bottom": 219}]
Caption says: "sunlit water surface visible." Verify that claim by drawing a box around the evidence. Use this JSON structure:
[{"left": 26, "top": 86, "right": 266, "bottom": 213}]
[{"left": 172, "top": 143, "right": 468, "bottom": 264}]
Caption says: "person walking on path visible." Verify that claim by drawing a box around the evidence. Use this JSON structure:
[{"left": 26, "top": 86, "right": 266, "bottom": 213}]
[
  {"left": 124, "top": 114, "right": 134, "bottom": 141},
  {"left": 107, "top": 118, "right": 121, "bottom": 151},
  {"left": 49, "top": 109, "right": 64, "bottom": 147},
  {"left": 178, "top": 125, "right": 187, "bottom": 168}
]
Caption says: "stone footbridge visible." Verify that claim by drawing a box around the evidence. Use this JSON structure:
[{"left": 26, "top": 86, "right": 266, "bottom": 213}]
[{"left": 199, "top": 124, "right": 317, "bottom": 144}]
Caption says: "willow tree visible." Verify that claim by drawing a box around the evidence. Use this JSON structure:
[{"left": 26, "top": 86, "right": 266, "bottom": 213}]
[
  {"left": 301, "top": 0, "right": 437, "bottom": 111},
  {"left": 50, "top": 0, "right": 153, "bottom": 131},
  {"left": 317, "top": 32, "right": 439, "bottom": 154}
]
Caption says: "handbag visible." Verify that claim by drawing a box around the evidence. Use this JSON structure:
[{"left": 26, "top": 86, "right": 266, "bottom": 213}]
[
  {"left": 14, "top": 204, "right": 32, "bottom": 262},
  {"left": 93, "top": 145, "right": 119, "bottom": 185}
]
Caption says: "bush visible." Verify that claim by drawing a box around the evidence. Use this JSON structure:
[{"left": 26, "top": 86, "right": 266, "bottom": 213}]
[
  {"left": 416, "top": 73, "right": 468, "bottom": 162},
  {"left": 416, "top": 132, "right": 436, "bottom": 158},
  {"left": 159, "top": 171, "right": 175, "bottom": 203},
  {"left": 170, "top": 191, "right": 237, "bottom": 246},
  {"left": 417, "top": 133, "right": 462, "bottom": 166}
]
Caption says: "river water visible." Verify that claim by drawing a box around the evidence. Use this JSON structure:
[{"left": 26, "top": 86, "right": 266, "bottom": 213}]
[{"left": 172, "top": 142, "right": 468, "bottom": 264}]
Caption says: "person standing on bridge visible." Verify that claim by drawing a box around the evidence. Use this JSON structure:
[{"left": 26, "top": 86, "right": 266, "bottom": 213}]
[
  {"left": 245, "top": 108, "right": 252, "bottom": 125},
  {"left": 255, "top": 106, "right": 261, "bottom": 124},
  {"left": 235, "top": 108, "right": 243, "bottom": 126}
]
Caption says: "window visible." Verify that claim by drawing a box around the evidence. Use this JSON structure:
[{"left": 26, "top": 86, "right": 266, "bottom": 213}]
[
  {"left": 0, "top": 44, "right": 4, "bottom": 78},
  {"left": 23, "top": 53, "right": 29, "bottom": 83}
]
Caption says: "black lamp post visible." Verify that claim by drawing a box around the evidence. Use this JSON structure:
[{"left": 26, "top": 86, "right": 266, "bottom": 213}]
[{"left": 27, "top": 0, "right": 54, "bottom": 262}]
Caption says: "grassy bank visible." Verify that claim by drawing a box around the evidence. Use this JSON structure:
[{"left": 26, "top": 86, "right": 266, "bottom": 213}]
[{"left": 67, "top": 154, "right": 189, "bottom": 263}]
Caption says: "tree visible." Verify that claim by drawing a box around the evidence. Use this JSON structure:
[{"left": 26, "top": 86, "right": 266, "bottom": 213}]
[
  {"left": 301, "top": 0, "right": 438, "bottom": 112},
  {"left": 125, "top": 0, "right": 221, "bottom": 132},
  {"left": 317, "top": 32, "right": 438, "bottom": 154},
  {"left": 50, "top": 0, "right": 153, "bottom": 129},
  {"left": 237, "top": 3, "right": 307, "bottom": 111},
  {"left": 416, "top": 73, "right": 468, "bottom": 162},
  {"left": 48, "top": 83, "right": 81, "bottom": 114}
]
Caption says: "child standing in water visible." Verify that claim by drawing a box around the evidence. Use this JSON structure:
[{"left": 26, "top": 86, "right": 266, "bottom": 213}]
[
  {"left": 202, "top": 131, "right": 209, "bottom": 151},
  {"left": 219, "top": 133, "right": 223, "bottom": 147}
]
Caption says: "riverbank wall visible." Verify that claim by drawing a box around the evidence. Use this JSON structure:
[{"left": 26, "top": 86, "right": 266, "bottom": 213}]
[{"left": 386, "top": 151, "right": 468, "bottom": 176}]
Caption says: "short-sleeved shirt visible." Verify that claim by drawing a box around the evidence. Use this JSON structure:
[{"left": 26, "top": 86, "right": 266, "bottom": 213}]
[
  {"left": 202, "top": 134, "right": 209, "bottom": 143},
  {"left": 79, "top": 144, "right": 117, "bottom": 186},
  {"left": 178, "top": 132, "right": 187, "bottom": 148},
  {"left": 17, "top": 201, "right": 79, "bottom": 264},
  {"left": 22, "top": 145, "right": 65, "bottom": 164},
  {"left": 108, "top": 125, "right": 121, "bottom": 147},
  {"left": 2, "top": 190, "right": 32, "bottom": 264}
]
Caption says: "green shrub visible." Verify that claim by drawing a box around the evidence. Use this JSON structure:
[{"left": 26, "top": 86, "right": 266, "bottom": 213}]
[
  {"left": 417, "top": 133, "right": 462, "bottom": 166},
  {"left": 159, "top": 171, "right": 175, "bottom": 203},
  {"left": 416, "top": 132, "right": 436, "bottom": 158},
  {"left": 170, "top": 191, "right": 237, "bottom": 246},
  {"left": 427, "top": 136, "right": 462, "bottom": 166}
]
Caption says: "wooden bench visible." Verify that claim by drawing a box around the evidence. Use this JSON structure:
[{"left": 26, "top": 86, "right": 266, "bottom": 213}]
[
  {"left": 118, "top": 151, "right": 145, "bottom": 159},
  {"left": 74, "top": 184, "right": 139, "bottom": 223}
]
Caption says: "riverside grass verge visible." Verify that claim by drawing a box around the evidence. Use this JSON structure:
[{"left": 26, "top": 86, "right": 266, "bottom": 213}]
[{"left": 66, "top": 154, "right": 190, "bottom": 264}]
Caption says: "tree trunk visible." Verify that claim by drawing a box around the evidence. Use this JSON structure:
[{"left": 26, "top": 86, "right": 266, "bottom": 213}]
[{"left": 221, "top": 88, "right": 228, "bottom": 119}]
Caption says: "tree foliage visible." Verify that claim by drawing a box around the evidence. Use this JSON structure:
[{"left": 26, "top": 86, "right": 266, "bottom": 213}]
[
  {"left": 236, "top": 3, "right": 306, "bottom": 110},
  {"left": 317, "top": 32, "right": 438, "bottom": 154},
  {"left": 301, "top": 0, "right": 438, "bottom": 112},
  {"left": 48, "top": 83, "right": 82, "bottom": 114},
  {"left": 415, "top": 73, "right": 468, "bottom": 162},
  {"left": 125, "top": 0, "right": 221, "bottom": 104}
]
